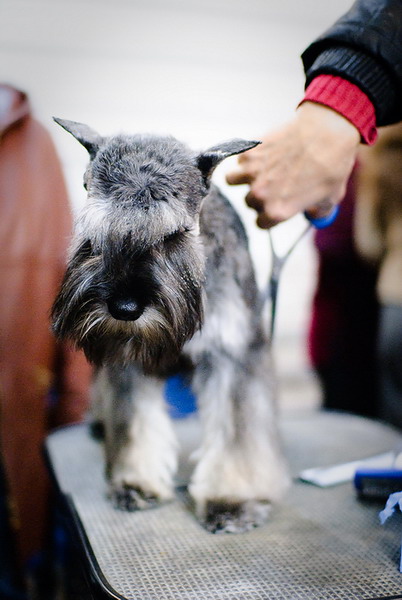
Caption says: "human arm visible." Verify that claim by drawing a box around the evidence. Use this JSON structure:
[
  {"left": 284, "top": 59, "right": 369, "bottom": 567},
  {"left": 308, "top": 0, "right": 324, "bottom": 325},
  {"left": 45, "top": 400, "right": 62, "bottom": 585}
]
[{"left": 227, "top": 0, "right": 402, "bottom": 228}]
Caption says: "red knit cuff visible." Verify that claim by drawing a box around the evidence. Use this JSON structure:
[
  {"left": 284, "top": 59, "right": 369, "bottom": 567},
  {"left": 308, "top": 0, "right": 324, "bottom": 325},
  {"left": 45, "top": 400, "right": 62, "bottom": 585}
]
[{"left": 300, "top": 75, "right": 377, "bottom": 145}]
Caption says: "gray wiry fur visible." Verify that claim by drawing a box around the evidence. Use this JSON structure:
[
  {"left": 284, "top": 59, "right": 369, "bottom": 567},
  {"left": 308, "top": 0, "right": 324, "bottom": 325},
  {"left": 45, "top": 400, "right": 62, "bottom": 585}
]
[{"left": 52, "top": 119, "right": 290, "bottom": 533}]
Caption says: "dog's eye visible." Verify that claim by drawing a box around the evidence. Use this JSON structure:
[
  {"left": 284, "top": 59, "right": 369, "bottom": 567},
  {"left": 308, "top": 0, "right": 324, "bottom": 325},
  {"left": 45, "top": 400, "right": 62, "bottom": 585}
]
[
  {"left": 83, "top": 171, "right": 91, "bottom": 191},
  {"left": 163, "top": 227, "right": 189, "bottom": 244},
  {"left": 163, "top": 230, "right": 181, "bottom": 243}
]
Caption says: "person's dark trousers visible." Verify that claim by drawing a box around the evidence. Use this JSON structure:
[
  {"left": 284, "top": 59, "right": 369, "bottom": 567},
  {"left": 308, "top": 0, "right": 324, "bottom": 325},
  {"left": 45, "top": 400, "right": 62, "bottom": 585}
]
[{"left": 378, "top": 304, "right": 402, "bottom": 429}]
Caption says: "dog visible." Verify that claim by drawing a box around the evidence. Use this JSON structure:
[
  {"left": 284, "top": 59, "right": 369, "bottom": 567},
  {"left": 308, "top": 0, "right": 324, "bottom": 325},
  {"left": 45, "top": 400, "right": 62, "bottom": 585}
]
[{"left": 51, "top": 118, "right": 290, "bottom": 533}]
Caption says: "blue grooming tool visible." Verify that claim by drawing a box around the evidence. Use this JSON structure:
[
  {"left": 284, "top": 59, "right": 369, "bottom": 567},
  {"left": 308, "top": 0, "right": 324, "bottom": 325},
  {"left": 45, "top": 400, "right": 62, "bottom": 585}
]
[
  {"left": 354, "top": 469, "right": 402, "bottom": 500},
  {"left": 355, "top": 447, "right": 402, "bottom": 499}
]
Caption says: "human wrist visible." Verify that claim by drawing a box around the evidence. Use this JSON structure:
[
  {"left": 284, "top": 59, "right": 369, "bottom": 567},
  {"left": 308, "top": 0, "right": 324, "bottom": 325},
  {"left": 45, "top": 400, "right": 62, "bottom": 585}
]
[
  {"left": 296, "top": 101, "right": 360, "bottom": 147},
  {"left": 294, "top": 101, "right": 359, "bottom": 215},
  {"left": 300, "top": 75, "right": 377, "bottom": 144}
]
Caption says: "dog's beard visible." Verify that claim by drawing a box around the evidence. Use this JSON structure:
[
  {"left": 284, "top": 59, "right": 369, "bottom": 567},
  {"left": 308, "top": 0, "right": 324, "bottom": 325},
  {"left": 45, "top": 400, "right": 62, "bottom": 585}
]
[
  {"left": 52, "top": 236, "right": 205, "bottom": 373},
  {"left": 75, "top": 305, "right": 197, "bottom": 373}
]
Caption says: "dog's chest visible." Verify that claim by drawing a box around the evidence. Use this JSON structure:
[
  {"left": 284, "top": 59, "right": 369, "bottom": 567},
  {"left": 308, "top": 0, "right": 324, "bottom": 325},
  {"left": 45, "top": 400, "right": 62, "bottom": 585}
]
[{"left": 183, "top": 282, "right": 252, "bottom": 363}]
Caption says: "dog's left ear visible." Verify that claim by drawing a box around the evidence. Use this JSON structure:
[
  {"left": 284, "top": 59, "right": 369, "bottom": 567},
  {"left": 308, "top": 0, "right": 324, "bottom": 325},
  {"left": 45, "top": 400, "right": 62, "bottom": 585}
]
[
  {"left": 196, "top": 139, "right": 261, "bottom": 182},
  {"left": 53, "top": 117, "right": 104, "bottom": 159}
]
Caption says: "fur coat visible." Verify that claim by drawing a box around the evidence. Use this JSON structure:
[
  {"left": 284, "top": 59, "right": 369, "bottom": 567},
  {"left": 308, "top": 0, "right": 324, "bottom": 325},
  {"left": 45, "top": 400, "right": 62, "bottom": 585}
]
[{"left": 0, "top": 84, "right": 91, "bottom": 568}]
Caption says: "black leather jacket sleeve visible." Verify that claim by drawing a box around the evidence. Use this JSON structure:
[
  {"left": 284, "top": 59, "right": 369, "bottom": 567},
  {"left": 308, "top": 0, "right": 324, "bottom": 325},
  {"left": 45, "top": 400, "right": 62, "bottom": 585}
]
[{"left": 301, "top": 0, "right": 402, "bottom": 126}]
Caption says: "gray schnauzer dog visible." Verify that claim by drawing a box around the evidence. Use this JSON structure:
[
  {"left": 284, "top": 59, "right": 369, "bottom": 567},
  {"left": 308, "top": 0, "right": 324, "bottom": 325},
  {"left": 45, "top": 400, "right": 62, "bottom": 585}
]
[{"left": 51, "top": 118, "right": 289, "bottom": 533}]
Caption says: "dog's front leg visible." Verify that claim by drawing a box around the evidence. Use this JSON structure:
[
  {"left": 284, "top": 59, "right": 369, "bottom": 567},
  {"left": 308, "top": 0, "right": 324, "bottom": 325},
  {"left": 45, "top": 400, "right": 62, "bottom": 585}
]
[
  {"left": 189, "top": 352, "right": 290, "bottom": 533},
  {"left": 93, "top": 365, "right": 177, "bottom": 511}
]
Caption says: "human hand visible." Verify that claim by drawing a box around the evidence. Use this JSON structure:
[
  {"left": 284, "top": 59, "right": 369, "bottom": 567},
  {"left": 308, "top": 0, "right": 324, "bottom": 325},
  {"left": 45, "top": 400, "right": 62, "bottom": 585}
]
[{"left": 226, "top": 102, "right": 360, "bottom": 228}]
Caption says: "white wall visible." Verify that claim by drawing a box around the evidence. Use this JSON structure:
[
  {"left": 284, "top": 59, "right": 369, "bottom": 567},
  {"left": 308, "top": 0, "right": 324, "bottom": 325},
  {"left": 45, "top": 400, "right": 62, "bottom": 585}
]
[{"left": 1, "top": 0, "right": 354, "bottom": 404}]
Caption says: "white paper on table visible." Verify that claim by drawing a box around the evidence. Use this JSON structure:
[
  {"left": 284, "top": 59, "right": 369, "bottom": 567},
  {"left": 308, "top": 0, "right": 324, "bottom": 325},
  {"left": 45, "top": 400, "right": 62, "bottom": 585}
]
[{"left": 299, "top": 452, "right": 395, "bottom": 487}]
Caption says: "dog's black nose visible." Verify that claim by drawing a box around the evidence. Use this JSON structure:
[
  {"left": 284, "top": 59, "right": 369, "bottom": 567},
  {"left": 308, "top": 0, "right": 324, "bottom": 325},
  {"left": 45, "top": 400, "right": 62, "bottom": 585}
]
[{"left": 107, "top": 298, "right": 144, "bottom": 321}]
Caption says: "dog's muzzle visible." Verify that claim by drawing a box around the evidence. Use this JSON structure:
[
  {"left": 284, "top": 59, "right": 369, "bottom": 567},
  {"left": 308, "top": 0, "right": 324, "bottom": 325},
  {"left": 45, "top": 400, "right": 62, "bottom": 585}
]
[{"left": 107, "top": 297, "right": 144, "bottom": 321}]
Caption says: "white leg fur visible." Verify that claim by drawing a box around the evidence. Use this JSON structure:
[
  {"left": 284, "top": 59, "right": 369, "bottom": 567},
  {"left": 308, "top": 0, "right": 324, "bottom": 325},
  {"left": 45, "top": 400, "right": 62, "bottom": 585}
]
[
  {"left": 94, "top": 368, "right": 178, "bottom": 503},
  {"left": 189, "top": 355, "right": 290, "bottom": 518}
]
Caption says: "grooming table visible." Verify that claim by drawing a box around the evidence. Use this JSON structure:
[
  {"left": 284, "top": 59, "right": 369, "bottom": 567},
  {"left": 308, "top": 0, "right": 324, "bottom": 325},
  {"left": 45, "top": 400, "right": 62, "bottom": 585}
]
[{"left": 46, "top": 412, "right": 402, "bottom": 600}]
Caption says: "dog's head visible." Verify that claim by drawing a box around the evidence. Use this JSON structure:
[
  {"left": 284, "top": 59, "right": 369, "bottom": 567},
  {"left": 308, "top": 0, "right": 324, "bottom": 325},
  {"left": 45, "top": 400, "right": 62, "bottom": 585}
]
[{"left": 51, "top": 118, "right": 259, "bottom": 372}]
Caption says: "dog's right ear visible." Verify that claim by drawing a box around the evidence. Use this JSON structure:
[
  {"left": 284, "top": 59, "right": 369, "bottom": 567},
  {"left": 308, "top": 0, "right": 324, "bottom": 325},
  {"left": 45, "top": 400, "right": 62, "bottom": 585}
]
[
  {"left": 196, "top": 139, "right": 261, "bottom": 183},
  {"left": 53, "top": 118, "right": 103, "bottom": 159}
]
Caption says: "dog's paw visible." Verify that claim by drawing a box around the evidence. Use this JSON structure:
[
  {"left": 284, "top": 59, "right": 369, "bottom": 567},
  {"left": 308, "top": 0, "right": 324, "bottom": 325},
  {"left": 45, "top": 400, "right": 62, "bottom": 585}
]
[
  {"left": 202, "top": 499, "right": 271, "bottom": 534},
  {"left": 109, "top": 482, "right": 161, "bottom": 512}
]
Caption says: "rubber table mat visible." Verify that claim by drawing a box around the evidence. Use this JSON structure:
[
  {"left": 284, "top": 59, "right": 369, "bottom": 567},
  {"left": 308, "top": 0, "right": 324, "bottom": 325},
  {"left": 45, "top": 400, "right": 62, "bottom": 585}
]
[{"left": 46, "top": 412, "right": 402, "bottom": 600}]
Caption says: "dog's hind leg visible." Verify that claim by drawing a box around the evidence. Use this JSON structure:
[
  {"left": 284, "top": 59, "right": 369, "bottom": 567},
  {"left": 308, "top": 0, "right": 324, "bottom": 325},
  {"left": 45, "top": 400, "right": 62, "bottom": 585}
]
[
  {"left": 93, "top": 365, "right": 178, "bottom": 511},
  {"left": 189, "top": 350, "right": 290, "bottom": 533}
]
